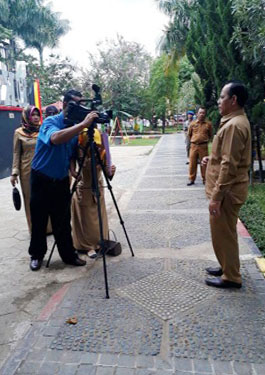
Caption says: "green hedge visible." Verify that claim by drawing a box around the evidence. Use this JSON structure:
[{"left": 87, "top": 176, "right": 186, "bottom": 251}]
[{"left": 239, "top": 184, "right": 265, "bottom": 256}]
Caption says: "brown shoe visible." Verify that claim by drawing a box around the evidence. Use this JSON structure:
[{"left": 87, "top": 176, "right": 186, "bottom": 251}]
[{"left": 205, "top": 277, "right": 242, "bottom": 289}]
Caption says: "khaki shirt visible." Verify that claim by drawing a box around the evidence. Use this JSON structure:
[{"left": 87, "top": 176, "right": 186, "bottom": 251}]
[
  {"left": 205, "top": 109, "right": 251, "bottom": 204},
  {"left": 12, "top": 128, "right": 37, "bottom": 178},
  {"left": 188, "top": 119, "right": 212, "bottom": 144}
]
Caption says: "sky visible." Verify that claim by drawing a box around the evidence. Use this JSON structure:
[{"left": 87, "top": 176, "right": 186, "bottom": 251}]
[{"left": 45, "top": 0, "right": 169, "bottom": 68}]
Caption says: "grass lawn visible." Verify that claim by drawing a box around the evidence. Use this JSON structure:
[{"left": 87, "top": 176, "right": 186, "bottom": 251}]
[
  {"left": 240, "top": 183, "right": 265, "bottom": 256},
  {"left": 111, "top": 138, "right": 160, "bottom": 147}
]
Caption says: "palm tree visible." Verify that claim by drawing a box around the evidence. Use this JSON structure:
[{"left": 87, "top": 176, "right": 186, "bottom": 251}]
[
  {"left": 20, "top": 3, "right": 70, "bottom": 66},
  {"left": 155, "top": 0, "right": 194, "bottom": 59},
  {"left": 0, "top": 0, "right": 70, "bottom": 67}
]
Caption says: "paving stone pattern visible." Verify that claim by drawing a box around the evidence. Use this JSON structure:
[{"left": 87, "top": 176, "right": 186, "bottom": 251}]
[
  {"left": 49, "top": 258, "right": 265, "bottom": 364},
  {"left": 2, "top": 134, "right": 265, "bottom": 375},
  {"left": 114, "top": 211, "right": 211, "bottom": 250}
]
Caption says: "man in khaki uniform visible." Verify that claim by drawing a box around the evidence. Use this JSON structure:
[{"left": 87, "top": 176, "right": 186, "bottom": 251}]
[
  {"left": 187, "top": 107, "right": 212, "bottom": 185},
  {"left": 202, "top": 80, "right": 251, "bottom": 289}
]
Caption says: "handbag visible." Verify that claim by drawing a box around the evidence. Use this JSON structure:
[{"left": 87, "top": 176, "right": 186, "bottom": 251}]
[
  {"left": 104, "top": 229, "right": 122, "bottom": 256},
  {"left": 12, "top": 187, "right": 21, "bottom": 211}
]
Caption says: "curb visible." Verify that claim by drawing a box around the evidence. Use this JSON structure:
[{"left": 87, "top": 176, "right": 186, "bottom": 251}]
[
  {"left": 237, "top": 219, "right": 265, "bottom": 276},
  {"left": 110, "top": 134, "right": 162, "bottom": 140}
]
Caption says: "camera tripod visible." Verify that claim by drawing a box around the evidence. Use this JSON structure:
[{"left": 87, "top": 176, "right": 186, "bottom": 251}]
[{"left": 46, "top": 123, "right": 134, "bottom": 298}]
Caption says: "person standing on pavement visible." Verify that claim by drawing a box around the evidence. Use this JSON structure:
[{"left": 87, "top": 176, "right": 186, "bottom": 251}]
[
  {"left": 10, "top": 106, "right": 41, "bottom": 232},
  {"left": 28, "top": 89, "right": 98, "bottom": 271},
  {"left": 71, "top": 127, "right": 116, "bottom": 259},
  {"left": 202, "top": 80, "right": 251, "bottom": 289},
  {"left": 187, "top": 107, "right": 212, "bottom": 185},
  {"left": 183, "top": 111, "right": 194, "bottom": 165}
]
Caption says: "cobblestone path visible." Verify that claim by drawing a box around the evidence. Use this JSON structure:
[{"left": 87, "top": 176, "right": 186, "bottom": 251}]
[{"left": 1, "top": 134, "right": 265, "bottom": 375}]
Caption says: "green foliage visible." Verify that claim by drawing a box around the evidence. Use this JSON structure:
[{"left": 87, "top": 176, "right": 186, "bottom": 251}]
[
  {"left": 0, "top": 25, "right": 12, "bottom": 41},
  {"left": 126, "top": 138, "right": 160, "bottom": 147},
  {"left": 175, "top": 56, "right": 197, "bottom": 113},
  {"left": 186, "top": 0, "right": 240, "bottom": 108},
  {"left": 0, "top": 0, "right": 70, "bottom": 66},
  {"left": 240, "top": 184, "right": 265, "bottom": 255},
  {"left": 26, "top": 54, "right": 80, "bottom": 106},
  {"left": 156, "top": 0, "right": 195, "bottom": 59},
  {"left": 148, "top": 54, "right": 178, "bottom": 119},
  {"left": 177, "top": 55, "right": 194, "bottom": 87},
  {"left": 252, "top": 102, "right": 265, "bottom": 128},
  {"left": 80, "top": 35, "right": 152, "bottom": 117},
  {"left": 232, "top": 0, "right": 265, "bottom": 68},
  {"left": 157, "top": 0, "right": 265, "bottom": 126}
]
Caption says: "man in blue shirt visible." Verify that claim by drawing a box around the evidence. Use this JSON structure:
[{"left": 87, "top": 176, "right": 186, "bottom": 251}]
[{"left": 29, "top": 89, "right": 98, "bottom": 271}]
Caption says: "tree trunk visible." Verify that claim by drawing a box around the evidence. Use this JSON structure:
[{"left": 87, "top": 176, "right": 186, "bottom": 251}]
[{"left": 38, "top": 48, "right": 44, "bottom": 67}]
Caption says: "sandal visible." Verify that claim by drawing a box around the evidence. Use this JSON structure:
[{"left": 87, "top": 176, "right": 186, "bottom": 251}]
[{"left": 88, "top": 250, "right": 97, "bottom": 259}]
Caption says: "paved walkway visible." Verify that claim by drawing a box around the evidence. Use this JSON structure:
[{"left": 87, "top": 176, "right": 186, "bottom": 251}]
[{"left": 1, "top": 134, "right": 265, "bottom": 375}]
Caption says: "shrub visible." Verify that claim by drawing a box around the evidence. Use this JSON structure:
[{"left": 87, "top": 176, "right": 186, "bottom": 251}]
[{"left": 240, "top": 184, "right": 265, "bottom": 256}]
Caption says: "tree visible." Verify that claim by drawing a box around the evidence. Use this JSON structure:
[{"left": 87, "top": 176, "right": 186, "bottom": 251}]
[
  {"left": 155, "top": 0, "right": 195, "bottom": 60},
  {"left": 80, "top": 35, "right": 152, "bottom": 117},
  {"left": 186, "top": 0, "right": 264, "bottom": 121},
  {"left": 157, "top": 0, "right": 265, "bottom": 124},
  {"left": 0, "top": 0, "right": 70, "bottom": 67},
  {"left": 26, "top": 54, "right": 81, "bottom": 106},
  {"left": 176, "top": 73, "right": 199, "bottom": 113},
  {"left": 148, "top": 54, "right": 178, "bottom": 124},
  {"left": 232, "top": 0, "right": 265, "bottom": 68},
  {"left": 21, "top": 3, "right": 70, "bottom": 66}
]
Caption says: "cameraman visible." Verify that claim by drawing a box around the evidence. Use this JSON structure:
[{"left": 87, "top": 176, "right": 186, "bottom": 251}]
[{"left": 28, "top": 89, "right": 98, "bottom": 271}]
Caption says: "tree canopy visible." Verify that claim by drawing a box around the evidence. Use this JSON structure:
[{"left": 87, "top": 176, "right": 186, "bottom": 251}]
[
  {"left": 26, "top": 54, "right": 80, "bottom": 106},
  {"left": 157, "top": 0, "right": 265, "bottom": 124},
  {"left": 0, "top": 0, "right": 70, "bottom": 67},
  {"left": 148, "top": 54, "right": 178, "bottom": 120},
  {"left": 80, "top": 35, "right": 152, "bottom": 117}
]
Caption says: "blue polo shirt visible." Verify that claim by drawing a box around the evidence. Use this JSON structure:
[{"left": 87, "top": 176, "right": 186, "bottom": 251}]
[{"left": 32, "top": 112, "right": 77, "bottom": 179}]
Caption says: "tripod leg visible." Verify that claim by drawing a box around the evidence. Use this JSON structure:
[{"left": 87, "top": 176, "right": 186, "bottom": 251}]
[
  {"left": 102, "top": 253, "right": 110, "bottom": 299},
  {"left": 46, "top": 241, "right": 56, "bottom": 268},
  {"left": 90, "top": 139, "right": 110, "bottom": 298},
  {"left": 105, "top": 184, "right": 134, "bottom": 257},
  {"left": 95, "top": 147, "right": 134, "bottom": 257}
]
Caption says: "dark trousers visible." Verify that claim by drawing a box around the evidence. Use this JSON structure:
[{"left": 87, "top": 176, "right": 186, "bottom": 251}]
[{"left": 28, "top": 169, "right": 76, "bottom": 263}]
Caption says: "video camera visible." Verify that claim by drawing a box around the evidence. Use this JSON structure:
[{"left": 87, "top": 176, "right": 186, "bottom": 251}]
[{"left": 64, "top": 84, "right": 112, "bottom": 126}]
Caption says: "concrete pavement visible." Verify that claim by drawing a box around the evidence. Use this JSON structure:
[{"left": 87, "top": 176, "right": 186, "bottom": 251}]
[{"left": 1, "top": 134, "right": 265, "bottom": 375}]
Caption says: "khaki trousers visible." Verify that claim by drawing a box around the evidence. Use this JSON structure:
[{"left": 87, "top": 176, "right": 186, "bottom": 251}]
[
  {"left": 210, "top": 195, "right": 242, "bottom": 284},
  {"left": 189, "top": 144, "right": 208, "bottom": 182}
]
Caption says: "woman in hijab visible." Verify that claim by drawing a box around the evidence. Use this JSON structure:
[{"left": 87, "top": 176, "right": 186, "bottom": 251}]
[
  {"left": 71, "top": 127, "right": 116, "bottom": 259},
  {"left": 10, "top": 106, "right": 42, "bottom": 232}
]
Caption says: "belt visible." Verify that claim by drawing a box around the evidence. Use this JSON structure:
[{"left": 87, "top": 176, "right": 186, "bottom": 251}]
[
  {"left": 32, "top": 169, "right": 69, "bottom": 183},
  {"left": 191, "top": 141, "right": 208, "bottom": 145}
]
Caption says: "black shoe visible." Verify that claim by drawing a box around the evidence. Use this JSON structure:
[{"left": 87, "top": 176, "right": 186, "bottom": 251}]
[
  {"left": 187, "top": 181, "right": 194, "bottom": 186},
  {"left": 205, "top": 277, "right": 242, "bottom": 289},
  {"left": 66, "top": 257, "right": 86, "bottom": 266},
  {"left": 30, "top": 258, "right": 43, "bottom": 271},
  {"left": 205, "top": 266, "right": 223, "bottom": 277}
]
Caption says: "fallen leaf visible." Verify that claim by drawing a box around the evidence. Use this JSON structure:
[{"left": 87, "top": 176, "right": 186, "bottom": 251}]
[{"left": 66, "top": 316, "right": 78, "bottom": 325}]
